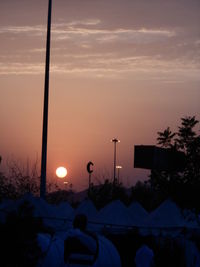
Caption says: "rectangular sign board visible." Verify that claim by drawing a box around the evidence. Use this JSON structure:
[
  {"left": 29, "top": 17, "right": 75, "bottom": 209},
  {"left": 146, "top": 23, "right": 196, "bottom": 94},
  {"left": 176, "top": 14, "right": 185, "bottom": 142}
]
[{"left": 134, "top": 145, "right": 185, "bottom": 171}]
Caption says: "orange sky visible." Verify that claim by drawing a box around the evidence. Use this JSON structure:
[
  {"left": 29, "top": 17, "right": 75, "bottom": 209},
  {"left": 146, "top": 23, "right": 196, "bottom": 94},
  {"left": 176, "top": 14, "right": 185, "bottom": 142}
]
[{"left": 0, "top": 0, "right": 200, "bottom": 191}]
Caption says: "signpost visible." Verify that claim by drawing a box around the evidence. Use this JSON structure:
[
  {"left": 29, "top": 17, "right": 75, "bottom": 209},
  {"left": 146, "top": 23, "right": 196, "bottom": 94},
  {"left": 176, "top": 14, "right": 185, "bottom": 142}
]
[{"left": 87, "top": 161, "right": 94, "bottom": 191}]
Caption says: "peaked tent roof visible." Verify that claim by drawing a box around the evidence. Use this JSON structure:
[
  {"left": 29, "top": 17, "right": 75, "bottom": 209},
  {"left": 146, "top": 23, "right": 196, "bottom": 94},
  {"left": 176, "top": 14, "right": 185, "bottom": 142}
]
[
  {"left": 128, "top": 201, "right": 148, "bottom": 222},
  {"left": 146, "top": 199, "right": 185, "bottom": 228},
  {"left": 75, "top": 199, "right": 97, "bottom": 220},
  {"left": 15, "top": 193, "right": 53, "bottom": 218},
  {"left": 54, "top": 201, "right": 74, "bottom": 219},
  {"left": 97, "top": 200, "right": 134, "bottom": 226}
]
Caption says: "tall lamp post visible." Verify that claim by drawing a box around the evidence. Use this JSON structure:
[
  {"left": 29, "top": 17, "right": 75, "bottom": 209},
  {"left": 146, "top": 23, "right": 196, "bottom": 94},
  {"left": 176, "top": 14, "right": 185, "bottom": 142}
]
[
  {"left": 111, "top": 138, "right": 120, "bottom": 184},
  {"left": 40, "top": 0, "right": 52, "bottom": 199}
]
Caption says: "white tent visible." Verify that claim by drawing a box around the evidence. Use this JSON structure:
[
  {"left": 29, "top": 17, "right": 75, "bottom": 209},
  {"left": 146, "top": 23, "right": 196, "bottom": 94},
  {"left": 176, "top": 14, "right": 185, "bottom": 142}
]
[
  {"left": 146, "top": 199, "right": 185, "bottom": 228},
  {"left": 45, "top": 201, "right": 74, "bottom": 231},
  {"left": 0, "top": 193, "right": 52, "bottom": 219},
  {"left": 97, "top": 200, "right": 134, "bottom": 227},
  {"left": 37, "top": 233, "right": 65, "bottom": 267},
  {"left": 0, "top": 194, "right": 54, "bottom": 223},
  {"left": 128, "top": 201, "right": 149, "bottom": 226},
  {"left": 182, "top": 209, "right": 199, "bottom": 228},
  {"left": 53, "top": 229, "right": 121, "bottom": 267},
  {"left": 74, "top": 199, "right": 101, "bottom": 232},
  {"left": 53, "top": 201, "right": 74, "bottom": 219},
  {"left": 74, "top": 199, "right": 97, "bottom": 220},
  {"left": 0, "top": 194, "right": 74, "bottom": 231},
  {"left": 16, "top": 193, "right": 53, "bottom": 217},
  {"left": 142, "top": 199, "right": 185, "bottom": 236}
]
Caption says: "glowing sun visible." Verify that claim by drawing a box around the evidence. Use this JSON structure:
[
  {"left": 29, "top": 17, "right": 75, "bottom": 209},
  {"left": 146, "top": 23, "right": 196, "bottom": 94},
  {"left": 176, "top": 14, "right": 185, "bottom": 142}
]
[{"left": 56, "top": 167, "right": 67, "bottom": 178}]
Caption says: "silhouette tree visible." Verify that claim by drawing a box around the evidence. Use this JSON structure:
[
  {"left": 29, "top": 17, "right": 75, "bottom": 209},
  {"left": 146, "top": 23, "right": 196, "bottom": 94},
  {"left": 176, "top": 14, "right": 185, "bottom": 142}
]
[
  {"left": 150, "top": 115, "right": 200, "bottom": 210},
  {"left": 0, "top": 158, "right": 60, "bottom": 200},
  {"left": 176, "top": 116, "right": 198, "bottom": 151},
  {"left": 176, "top": 116, "right": 200, "bottom": 185},
  {"left": 157, "top": 127, "right": 176, "bottom": 148},
  {"left": 88, "top": 179, "right": 128, "bottom": 209}
]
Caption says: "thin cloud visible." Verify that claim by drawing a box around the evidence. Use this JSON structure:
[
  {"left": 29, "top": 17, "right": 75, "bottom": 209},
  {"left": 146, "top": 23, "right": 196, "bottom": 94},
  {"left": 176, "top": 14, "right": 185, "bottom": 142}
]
[
  {"left": 52, "top": 25, "right": 176, "bottom": 44},
  {"left": 0, "top": 22, "right": 176, "bottom": 45},
  {"left": 67, "top": 19, "right": 101, "bottom": 26},
  {"left": 0, "top": 63, "right": 44, "bottom": 75},
  {"left": 0, "top": 25, "right": 44, "bottom": 36},
  {"left": 0, "top": 18, "right": 198, "bottom": 82},
  {"left": 0, "top": 57, "right": 199, "bottom": 83}
]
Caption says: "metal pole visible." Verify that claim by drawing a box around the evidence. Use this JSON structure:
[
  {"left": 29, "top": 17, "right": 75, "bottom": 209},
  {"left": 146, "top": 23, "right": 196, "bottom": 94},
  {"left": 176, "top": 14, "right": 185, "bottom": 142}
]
[
  {"left": 87, "top": 161, "right": 94, "bottom": 196},
  {"left": 40, "top": 0, "right": 52, "bottom": 199},
  {"left": 111, "top": 138, "right": 120, "bottom": 184},
  {"left": 116, "top": 166, "right": 122, "bottom": 184},
  {"left": 89, "top": 173, "right": 91, "bottom": 190},
  {"left": 113, "top": 141, "right": 116, "bottom": 183},
  {"left": 118, "top": 167, "right": 119, "bottom": 182}
]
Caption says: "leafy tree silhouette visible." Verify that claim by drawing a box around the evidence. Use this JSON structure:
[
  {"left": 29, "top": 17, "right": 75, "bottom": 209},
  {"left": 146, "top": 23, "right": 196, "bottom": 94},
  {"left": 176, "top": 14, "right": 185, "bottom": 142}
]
[
  {"left": 157, "top": 127, "right": 176, "bottom": 148},
  {"left": 150, "top": 115, "right": 200, "bottom": 211}
]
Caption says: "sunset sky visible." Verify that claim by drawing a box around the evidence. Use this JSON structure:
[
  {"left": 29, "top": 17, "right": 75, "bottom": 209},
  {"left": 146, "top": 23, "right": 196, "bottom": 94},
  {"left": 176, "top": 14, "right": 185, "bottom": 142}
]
[{"left": 0, "top": 0, "right": 200, "bottom": 191}]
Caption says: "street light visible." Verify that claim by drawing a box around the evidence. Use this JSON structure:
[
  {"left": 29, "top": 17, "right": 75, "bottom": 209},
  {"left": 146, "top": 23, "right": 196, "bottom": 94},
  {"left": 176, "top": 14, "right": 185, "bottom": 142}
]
[
  {"left": 111, "top": 138, "right": 120, "bottom": 184},
  {"left": 116, "top": 165, "right": 122, "bottom": 183},
  {"left": 64, "top": 181, "right": 68, "bottom": 190}
]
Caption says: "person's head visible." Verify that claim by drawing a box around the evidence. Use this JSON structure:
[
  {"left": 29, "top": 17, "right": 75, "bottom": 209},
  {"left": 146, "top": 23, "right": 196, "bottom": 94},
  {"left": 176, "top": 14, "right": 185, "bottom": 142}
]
[{"left": 73, "top": 214, "right": 87, "bottom": 231}]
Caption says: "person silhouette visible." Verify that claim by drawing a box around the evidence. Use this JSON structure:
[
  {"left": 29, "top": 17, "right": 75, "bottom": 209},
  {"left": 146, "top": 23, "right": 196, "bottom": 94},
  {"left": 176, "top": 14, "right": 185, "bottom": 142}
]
[
  {"left": 64, "top": 214, "right": 121, "bottom": 267},
  {"left": 64, "top": 214, "right": 98, "bottom": 266}
]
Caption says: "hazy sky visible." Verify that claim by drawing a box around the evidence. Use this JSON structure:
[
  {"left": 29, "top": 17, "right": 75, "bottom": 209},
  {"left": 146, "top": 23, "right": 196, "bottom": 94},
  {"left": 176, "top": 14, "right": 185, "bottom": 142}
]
[{"left": 0, "top": 0, "right": 200, "bottom": 190}]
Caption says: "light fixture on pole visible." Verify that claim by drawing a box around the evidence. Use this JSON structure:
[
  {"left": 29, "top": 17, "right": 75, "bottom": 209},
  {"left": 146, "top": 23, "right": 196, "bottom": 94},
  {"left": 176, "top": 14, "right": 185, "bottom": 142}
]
[
  {"left": 40, "top": 0, "right": 52, "bottom": 199},
  {"left": 111, "top": 138, "right": 120, "bottom": 184},
  {"left": 116, "top": 165, "right": 122, "bottom": 183},
  {"left": 64, "top": 181, "right": 68, "bottom": 190}
]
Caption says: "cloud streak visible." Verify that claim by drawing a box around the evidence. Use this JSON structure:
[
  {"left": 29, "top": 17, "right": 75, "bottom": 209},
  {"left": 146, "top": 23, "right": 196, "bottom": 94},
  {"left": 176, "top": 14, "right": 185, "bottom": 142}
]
[
  {"left": 0, "top": 25, "right": 44, "bottom": 36},
  {"left": 0, "top": 17, "right": 198, "bottom": 82},
  {"left": 0, "top": 56, "right": 199, "bottom": 84},
  {"left": 0, "top": 21, "right": 176, "bottom": 45}
]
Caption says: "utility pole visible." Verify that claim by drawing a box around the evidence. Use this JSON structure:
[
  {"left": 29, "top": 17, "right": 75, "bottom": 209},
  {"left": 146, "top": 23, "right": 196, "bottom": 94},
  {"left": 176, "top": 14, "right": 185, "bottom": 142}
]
[{"left": 40, "top": 0, "right": 52, "bottom": 199}]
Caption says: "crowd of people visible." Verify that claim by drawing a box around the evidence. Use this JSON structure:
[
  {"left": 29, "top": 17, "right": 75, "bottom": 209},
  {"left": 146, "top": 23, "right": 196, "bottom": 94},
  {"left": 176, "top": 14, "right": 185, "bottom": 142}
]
[
  {"left": 1, "top": 202, "right": 200, "bottom": 267},
  {"left": 63, "top": 214, "right": 200, "bottom": 267}
]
